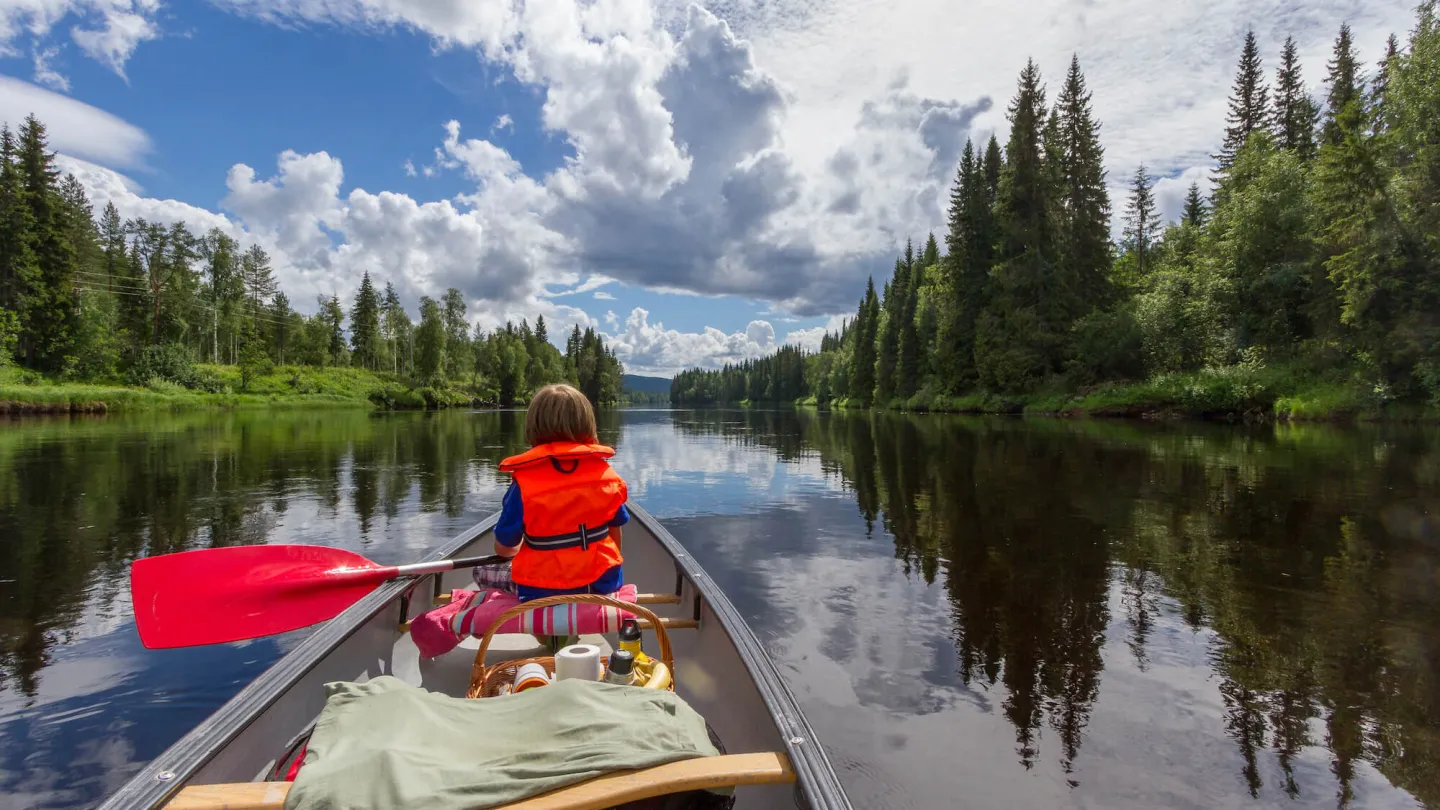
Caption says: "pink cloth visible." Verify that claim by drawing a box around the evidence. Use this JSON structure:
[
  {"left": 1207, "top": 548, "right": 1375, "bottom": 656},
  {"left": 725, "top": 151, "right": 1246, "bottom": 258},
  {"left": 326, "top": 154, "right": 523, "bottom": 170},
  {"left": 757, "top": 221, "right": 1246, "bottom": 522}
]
[{"left": 408, "top": 584, "right": 639, "bottom": 659}]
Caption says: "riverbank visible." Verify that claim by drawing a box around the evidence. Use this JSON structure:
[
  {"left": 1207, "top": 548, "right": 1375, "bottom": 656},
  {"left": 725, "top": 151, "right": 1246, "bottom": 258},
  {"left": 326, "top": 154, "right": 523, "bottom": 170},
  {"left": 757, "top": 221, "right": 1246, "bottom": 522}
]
[
  {"left": 795, "top": 365, "right": 1439, "bottom": 422},
  {"left": 0, "top": 365, "right": 481, "bottom": 414}
]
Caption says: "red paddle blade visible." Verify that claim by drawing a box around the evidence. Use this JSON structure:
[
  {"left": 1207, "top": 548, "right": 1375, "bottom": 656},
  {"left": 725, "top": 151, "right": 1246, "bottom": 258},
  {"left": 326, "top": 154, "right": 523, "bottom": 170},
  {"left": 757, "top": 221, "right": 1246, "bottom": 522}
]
[{"left": 130, "top": 545, "right": 397, "bottom": 649}]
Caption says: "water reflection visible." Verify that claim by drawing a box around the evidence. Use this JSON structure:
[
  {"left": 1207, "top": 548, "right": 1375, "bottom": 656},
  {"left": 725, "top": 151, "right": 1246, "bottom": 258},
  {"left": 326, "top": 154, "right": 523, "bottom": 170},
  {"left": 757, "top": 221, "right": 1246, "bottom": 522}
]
[
  {"left": 667, "top": 411, "right": 1439, "bottom": 809},
  {"left": 1, "top": 409, "right": 1437, "bottom": 810}
]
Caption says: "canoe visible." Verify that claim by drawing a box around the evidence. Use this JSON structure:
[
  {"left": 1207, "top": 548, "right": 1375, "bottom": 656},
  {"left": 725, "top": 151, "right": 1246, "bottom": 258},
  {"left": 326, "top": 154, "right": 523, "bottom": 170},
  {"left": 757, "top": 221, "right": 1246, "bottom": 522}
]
[{"left": 99, "top": 504, "right": 853, "bottom": 810}]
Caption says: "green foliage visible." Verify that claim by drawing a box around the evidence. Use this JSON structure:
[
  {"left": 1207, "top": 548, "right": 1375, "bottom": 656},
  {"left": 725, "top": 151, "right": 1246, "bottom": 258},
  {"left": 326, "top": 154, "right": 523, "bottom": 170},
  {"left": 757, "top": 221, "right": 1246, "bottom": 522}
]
[
  {"left": 237, "top": 324, "right": 273, "bottom": 392},
  {"left": 670, "top": 16, "right": 1440, "bottom": 422},
  {"left": 414, "top": 296, "right": 446, "bottom": 384},
  {"left": 349, "top": 272, "right": 382, "bottom": 370}
]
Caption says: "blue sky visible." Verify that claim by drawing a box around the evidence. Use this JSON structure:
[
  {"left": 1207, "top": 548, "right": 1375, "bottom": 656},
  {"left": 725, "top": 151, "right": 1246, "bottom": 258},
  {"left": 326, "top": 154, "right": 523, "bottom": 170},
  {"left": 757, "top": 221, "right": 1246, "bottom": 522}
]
[{"left": 0, "top": 0, "right": 1418, "bottom": 374}]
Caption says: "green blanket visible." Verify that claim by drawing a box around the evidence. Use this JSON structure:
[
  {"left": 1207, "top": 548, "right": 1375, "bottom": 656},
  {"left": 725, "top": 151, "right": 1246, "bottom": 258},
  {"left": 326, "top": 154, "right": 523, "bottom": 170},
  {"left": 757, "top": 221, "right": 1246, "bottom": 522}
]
[{"left": 284, "top": 676, "right": 720, "bottom": 810}]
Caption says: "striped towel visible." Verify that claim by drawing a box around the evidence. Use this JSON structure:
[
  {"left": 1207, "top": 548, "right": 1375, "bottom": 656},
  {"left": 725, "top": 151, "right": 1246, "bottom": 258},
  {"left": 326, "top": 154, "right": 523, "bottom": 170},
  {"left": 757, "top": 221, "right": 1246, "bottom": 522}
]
[{"left": 408, "top": 583, "right": 638, "bottom": 659}]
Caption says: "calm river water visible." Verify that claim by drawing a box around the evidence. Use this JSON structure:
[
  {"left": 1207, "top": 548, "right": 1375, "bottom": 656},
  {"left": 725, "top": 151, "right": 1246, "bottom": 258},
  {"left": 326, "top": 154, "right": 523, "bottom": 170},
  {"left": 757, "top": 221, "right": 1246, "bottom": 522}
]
[{"left": 0, "top": 409, "right": 1437, "bottom": 809}]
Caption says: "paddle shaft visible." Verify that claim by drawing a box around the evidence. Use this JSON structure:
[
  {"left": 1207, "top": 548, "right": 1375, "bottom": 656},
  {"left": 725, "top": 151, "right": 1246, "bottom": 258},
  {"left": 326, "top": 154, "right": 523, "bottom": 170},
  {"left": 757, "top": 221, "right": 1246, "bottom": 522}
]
[{"left": 389, "top": 554, "right": 507, "bottom": 578}]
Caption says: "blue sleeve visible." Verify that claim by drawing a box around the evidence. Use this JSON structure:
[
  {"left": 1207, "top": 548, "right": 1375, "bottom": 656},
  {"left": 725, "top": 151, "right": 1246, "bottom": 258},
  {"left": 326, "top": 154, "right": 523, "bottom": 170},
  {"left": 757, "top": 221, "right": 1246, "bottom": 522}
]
[
  {"left": 495, "top": 481, "right": 525, "bottom": 547},
  {"left": 609, "top": 503, "right": 630, "bottom": 527}
]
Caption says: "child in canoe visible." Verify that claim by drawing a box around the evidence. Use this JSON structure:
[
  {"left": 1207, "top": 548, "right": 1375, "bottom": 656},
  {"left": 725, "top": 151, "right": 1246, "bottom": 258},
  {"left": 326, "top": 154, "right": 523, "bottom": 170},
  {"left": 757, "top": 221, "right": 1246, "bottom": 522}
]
[{"left": 491, "top": 383, "right": 630, "bottom": 647}]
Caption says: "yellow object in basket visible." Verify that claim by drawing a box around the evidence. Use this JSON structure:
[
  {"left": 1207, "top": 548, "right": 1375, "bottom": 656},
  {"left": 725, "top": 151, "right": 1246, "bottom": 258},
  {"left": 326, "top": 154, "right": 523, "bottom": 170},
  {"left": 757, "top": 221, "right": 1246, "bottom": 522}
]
[{"left": 643, "top": 662, "right": 671, "bottom": 690}]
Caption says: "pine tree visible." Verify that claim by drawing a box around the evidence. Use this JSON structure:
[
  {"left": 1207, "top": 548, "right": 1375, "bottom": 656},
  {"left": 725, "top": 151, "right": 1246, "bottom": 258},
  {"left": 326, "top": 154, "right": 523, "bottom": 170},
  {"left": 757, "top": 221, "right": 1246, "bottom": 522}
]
[
  {"left": 1216, "top": 31, "right": 1271, "bottom": 173},
  {"left": 1057, "top": 54, "right": 1113, "bottom": 313},
  {"left": 875, "top": 251, "right": 909, "bottom": 402},
  {"left": 271, "top": 291, "right": 291, "bottom": 364},
  {"left": 241, "top": 244, "right": 277, "bottom": 326},
  {"left": 1321, "top": 23, "right": 1362, "bottom": 149},
  {"left": 1272, "top": 36, "right": 1319, "bottom": 160},
  {"left": 1182, "top": 183, "right": 1209, "bottom": 228},
  {"left": 939, "top": 140, "right": 994, "bottom": 388},
  {"left": 535, "top": 314, "right": 548, "bottom": 345},
  {"left": 1123, "top": 166, "right": 1158, "bottom": 278},
  {"left": 381, "top": 282, "right": 410, "bottom": 374},
  {"left": 350, "top": 271, "right": 382, "bottom": 370},
  {"left": 99, "top": 202, "right": 124, "bottom": 291},
  {"left": 201, "top": 230, "right": 240, "bottom": 363}
]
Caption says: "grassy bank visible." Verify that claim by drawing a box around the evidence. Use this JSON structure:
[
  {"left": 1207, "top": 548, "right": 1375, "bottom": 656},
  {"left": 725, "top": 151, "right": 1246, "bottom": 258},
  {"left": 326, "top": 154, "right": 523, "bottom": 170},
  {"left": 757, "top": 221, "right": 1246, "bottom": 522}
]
[
  {"left": 0, "top": 364, "right": 483, "bottom": 414},
  {"left": 793, "top": 365, "right": 1439, "bottom": 423}
]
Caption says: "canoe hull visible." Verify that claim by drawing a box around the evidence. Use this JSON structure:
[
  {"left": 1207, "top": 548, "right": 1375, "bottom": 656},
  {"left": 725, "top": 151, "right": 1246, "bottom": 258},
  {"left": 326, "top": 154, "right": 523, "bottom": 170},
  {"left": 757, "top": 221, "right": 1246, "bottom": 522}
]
[{"left": 100, "top": 505, "right": 850, "bottom": 810}]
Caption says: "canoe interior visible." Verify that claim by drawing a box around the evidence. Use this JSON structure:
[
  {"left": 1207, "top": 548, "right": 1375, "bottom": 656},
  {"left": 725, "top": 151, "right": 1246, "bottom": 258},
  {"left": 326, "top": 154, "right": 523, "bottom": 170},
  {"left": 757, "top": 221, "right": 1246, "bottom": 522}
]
[{"left": 101, "top": 506, "right": 842, "bottom": 810}]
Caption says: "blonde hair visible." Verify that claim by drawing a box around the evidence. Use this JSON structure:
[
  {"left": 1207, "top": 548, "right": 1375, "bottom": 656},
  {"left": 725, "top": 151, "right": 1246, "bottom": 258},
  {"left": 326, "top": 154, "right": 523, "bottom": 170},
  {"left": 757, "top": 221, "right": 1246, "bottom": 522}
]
[{"left": 525, "top": 384, "right": 598, "bottom": 446}]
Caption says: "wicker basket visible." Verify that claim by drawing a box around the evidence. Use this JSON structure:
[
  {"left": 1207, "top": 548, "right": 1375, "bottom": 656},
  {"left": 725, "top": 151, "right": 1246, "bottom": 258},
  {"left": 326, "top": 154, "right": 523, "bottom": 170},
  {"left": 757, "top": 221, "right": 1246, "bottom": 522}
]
[{"left": 466, "top": 593, "right": 676, "bottom": 699}]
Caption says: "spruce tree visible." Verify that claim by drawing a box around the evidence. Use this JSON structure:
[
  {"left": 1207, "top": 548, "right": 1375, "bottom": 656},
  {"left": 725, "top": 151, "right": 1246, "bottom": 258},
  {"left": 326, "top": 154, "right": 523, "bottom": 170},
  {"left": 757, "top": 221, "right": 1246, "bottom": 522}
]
[
  {"left": 0, "top": 126, "right": 39, "bottom": 331},
  {"left": 1123, "top": 166, "right": 1158, "bottom": 278},
  {"left": 1057, "top": 54, "right": 1113, "bottom": 313},
  {"left": 975, "top": 59, "right": 1060, "bottom": 391},
  {"left": 350, "top": 271, "right": 382, "bottom": 370},
  {"left": 897, "top": 247, "right": 922, "bottom": 399},
  {"left": 922, "top": 233, "right": 939, "bottom": 269},
  {"left": 849, "top": 277, "right": 878, "bottom": 403},
  {"left": 535, "top": 313, "right": 548, "bottom": 345},
  {"left": 1272, "top": 36, "right": 1319, "bottom": 160},
  {"left": 875, "top": 256, "right": 906, "bottom": 403},
  {"left": 1321, "top": 23, "right": 1362, "bottom": 148},
  {"left": 1216, "top": 31, "right": 1271, "bottom": 173},
  {"left": 1372, "top": 34, "right": 1400, "bottom": 131},
  {"left": 17, "top": 114, "right": 78, "bottom": 370},
  {"left": 940, "top": 140, "right": 993, "bottom": 388},
  {"left": 982, "top": 135, "right": 1003, "bottom": 198},
  {"left": 1182, "top": 183, "right": 1209, "bottom": 228},
  {"left": 321, "top": 293, "right": 346, "bottom": 366}
]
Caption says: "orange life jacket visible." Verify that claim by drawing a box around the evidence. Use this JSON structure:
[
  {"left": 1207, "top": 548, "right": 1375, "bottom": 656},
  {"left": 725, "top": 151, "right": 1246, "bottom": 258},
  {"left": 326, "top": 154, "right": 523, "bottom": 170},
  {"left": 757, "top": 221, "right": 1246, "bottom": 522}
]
[{"left": 498, "top": 441, "right": 628, "bottom": 590}]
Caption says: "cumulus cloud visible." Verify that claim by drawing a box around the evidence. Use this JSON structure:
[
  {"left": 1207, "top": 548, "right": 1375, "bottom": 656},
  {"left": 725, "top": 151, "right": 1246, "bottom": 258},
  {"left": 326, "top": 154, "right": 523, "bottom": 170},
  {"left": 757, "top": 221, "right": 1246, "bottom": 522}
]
[
  {"left": 0, "top": 0, "right": 161, "bottom": 77},
  {"left": 492, "top": 113, "right": 513, "bottom": 133},
  {"left": 403, "top": 159, "right": 417, "bottom": 177},
  {"left": 602, "top": 307, "right": 781, "bottom": 375},
  {"left": 0, "top": 76, "right": 150, "bottom": 167},
  {"left": 211, "top": 0, "right": 996, "bottom": 318}
]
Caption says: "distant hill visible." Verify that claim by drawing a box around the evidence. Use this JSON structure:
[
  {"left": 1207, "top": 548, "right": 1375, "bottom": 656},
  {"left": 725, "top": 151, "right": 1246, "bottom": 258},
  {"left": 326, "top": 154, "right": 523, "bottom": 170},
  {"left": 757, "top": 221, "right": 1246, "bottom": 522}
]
[{"left": 621, "top": 374, "right": 671, "bottom": 394}]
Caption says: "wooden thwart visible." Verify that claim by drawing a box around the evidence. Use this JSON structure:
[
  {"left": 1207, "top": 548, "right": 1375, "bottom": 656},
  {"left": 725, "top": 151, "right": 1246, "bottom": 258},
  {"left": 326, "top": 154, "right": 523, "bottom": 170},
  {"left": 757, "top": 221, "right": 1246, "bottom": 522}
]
[{"left": 164, "top": 752, "right": 795, "bottom": 810}]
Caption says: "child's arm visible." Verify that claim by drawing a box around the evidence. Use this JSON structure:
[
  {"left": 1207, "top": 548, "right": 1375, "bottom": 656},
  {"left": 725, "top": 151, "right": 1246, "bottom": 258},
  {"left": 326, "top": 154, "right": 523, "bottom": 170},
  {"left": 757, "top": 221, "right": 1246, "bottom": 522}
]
[
  {"left": 608, "top": 503, "right": 630, "bottom": 550},
  {"left": 494, "top": 481, "right": 524, "bottom": 558}
]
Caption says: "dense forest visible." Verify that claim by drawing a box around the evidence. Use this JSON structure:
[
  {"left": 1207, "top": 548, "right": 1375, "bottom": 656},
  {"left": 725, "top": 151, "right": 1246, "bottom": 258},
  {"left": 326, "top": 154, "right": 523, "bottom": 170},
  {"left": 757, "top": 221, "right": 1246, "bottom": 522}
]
[
  {"left": 0, "top": 118, "right": 624, "bottom": 408},
  {"left": 673, "top": 7, "right": 1440, "bottom": 416}
]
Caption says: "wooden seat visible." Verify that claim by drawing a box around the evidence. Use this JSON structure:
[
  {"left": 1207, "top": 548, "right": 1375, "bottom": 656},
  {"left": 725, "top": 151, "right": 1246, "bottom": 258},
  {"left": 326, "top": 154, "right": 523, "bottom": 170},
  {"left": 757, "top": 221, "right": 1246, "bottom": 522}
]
[{"left": 164, "top": 752, "right": 795, "bottom": 810}]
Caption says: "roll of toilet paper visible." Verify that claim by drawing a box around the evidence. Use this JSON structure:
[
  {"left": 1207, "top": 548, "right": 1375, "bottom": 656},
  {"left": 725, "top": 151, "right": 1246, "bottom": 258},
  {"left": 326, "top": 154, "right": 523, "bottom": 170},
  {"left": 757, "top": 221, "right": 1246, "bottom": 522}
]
[{"left": 554, "top": 644, "right": 603, "bottom": 681}]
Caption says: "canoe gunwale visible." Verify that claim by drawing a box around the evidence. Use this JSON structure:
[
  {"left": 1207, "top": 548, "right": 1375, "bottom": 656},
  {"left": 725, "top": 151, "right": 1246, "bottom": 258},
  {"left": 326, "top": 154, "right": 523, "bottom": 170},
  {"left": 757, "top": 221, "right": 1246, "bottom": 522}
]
[
  {"left": 96, "top": 514, "right": 500, "bottom": 810},
  {"left": 627, "top": 504, "right": 850, "bottom": 810}
]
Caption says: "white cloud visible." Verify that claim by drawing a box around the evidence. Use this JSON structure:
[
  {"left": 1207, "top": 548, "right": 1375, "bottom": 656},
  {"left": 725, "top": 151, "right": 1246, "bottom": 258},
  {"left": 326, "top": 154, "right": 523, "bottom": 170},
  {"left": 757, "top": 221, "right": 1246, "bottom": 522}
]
[
  {"left": 0, "top": 76, "right": 150, "bottom": 168},
  {"left": 403, "top": 159, "right": 417, "bottom": 177},
  {"left": 33, "top": 46, "right": 68, "bottom": 92},
  {"left": 593, "top": 290, "right": 615, "bottom": 300},
  {"left": 492, "top": 113, "right": 513, "bottom": 133},
  {"left": 604, "top": 310, "right": 620, "bottom": 329},
  {"left": 782, "top": 313, "right": 846, "bottom": 352},
  {"left": 602, "top": 307, "right": 780, "bottom": 375},
  {"left": 0, "top": 0, "right": 161, "bottom": 77}
]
